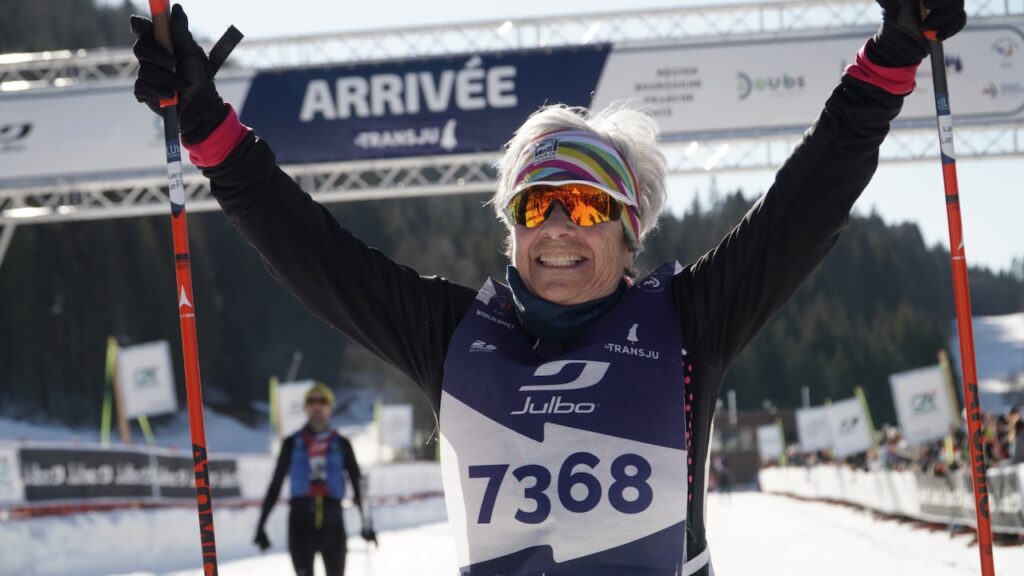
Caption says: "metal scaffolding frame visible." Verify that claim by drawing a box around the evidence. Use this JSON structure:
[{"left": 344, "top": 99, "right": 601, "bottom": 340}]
[
  {"left": 3, "top": 122, "right": 1021, "bottom": 228},
  {"left": 2, "top": 0, "right": 1020, "bottom": 87},
  {"left": 1, "top": 0, "right": 1022, "bottom": 258}
]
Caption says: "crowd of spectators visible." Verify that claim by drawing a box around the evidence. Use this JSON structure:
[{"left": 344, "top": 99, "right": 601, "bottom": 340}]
[{"left": 780, "top": 406, "right": 1024, "bottom": 475}]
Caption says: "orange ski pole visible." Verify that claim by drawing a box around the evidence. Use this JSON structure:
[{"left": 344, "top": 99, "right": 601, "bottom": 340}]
[
  {"left": 922, "top": 26, "right": 996, "bottom": 576},
  {"left": 148, "top": 1, "right": 219, "bottom": 574}
]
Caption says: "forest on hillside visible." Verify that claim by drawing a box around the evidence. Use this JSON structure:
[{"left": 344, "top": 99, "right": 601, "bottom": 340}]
[{"left": 2, "top": 1, "right": 1022, "bottom": 433}]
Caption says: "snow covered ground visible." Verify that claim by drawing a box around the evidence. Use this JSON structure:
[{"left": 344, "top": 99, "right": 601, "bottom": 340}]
[
  {"left": 5, "top": 397, "right": 1024, "bottom": 576},
  {"left": 80, "top": 491, "right": 1023, "bottom": 576}
]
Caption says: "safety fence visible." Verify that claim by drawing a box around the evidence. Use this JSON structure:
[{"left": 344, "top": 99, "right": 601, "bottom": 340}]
[{"left": 758, "top": 463, "right": 1024, "bottom": 534}]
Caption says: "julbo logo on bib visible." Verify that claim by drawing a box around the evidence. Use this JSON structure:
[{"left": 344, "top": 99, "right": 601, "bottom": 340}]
[{"left": 512, "top": 360, "right": 609, "bottom": 416}]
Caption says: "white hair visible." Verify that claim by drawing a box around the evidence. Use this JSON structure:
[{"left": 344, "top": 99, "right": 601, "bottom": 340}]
[{"left": 492, "top": 102, "right": 667, "bottom": 249}]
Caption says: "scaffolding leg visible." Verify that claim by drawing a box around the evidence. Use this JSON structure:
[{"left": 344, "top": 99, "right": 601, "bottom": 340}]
[{"left": 0, "top": 223, "right": 16, "bottom": 273}]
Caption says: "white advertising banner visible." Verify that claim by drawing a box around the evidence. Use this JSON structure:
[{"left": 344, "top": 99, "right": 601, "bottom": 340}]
[
  {"left": 3, "top": 23, "right": 1022, "bottom": 186},
  {"left": 0, "top": 75, "right": 251, "bottom": 185},
  {"left": 795, "top": 405, "right": 833, "bottom": 453},
  {"left": 276, "top": 380, "right": 315, "bottom": 438},
  {"left": 826, "top": 398, "right": 874, "bottom": 458},
  {"left": 890, "top": 365, "right": 957, "bottom": 445},
  {"left": 756, "top": 423, "right": 785, "bottom": 462},
  {"left": 0, "top": 443, "right": 24, "bottom": 504},
  {"left": 116, "top": 340, "right": 177, "bottom": 418},
  {"left": 379, "top": 404, "right": 415, "bottom": 450},
  {"left": 593, "top": 25, "right": 1024, "bottom": 139}
]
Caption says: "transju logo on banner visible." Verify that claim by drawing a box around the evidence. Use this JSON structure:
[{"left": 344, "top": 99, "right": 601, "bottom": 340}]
[
  {"left": 276, "top": 380, "right": 315, "bottom": 438},
  {"left": 890, "top": 365, "right": 957, "bottom": 445},
  {"left": 116, "top": 341, "right": 178, "bottom": 419},
  {"left": 795, "top": 405, "right": 833, "bottom": 453},
  {"left": 826, "top": 398, "right": 873, "bottom": 458},
  {"left": 756, "top": 423, "right": 785, "bottom": 462}
]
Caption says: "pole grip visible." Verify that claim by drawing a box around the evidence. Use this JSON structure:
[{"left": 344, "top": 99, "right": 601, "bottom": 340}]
[
  {"left": 148, "top": 0, "right": 179, "bottom": 107},
  {"left": 917, "top": 0, "right": 938, "bottom": 41}
]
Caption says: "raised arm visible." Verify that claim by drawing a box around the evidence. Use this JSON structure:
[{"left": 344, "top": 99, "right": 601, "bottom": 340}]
[
  {"left": 201, "top": 128, "right": 476, "bottom": 409},
  {"left": 675, "top": 0, "right": 966, "bottom": 369},
  {"left": 131, "top": 6, "right": 477, "bottom": 409}
]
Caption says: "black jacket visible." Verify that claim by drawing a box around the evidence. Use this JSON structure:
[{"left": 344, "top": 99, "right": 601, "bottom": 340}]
[{"left": 208, "top": 74, "right": 904, "bottom": 571}]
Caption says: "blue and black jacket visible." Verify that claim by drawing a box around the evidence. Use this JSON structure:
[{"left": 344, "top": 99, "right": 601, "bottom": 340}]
[{"left": 258, "top": 425, "right": 363, "bottom": 528}]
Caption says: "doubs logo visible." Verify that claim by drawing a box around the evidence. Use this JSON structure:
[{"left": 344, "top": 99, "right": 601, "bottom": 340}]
[{"left": 512, "top": 360, "right": 609, "bottom": 416}]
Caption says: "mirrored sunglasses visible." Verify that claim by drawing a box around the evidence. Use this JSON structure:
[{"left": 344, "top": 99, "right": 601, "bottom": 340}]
[{"left": 505, "top": 184, "right": 624, "bottom": 229}]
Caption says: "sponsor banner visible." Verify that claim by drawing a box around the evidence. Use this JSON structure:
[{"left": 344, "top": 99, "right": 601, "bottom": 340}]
[
  {"left": 19, "top": 447, "right": 155, "bottom": 501},
  {"left": 826, "top": 397, "right": 874, "bottom": 458},
  {"left": 3, "top": 23, "right": 1021, "bottom": 185},
  {"left": 795, "top": 405, "right": 833, "bottom": 453},
  {"left": 379, "top": 404, "right": 414, "bottom": 450},
  {"left": 593, "top": 25, "right": 1024, "bottom": 139},
  {"left": 986, "top": 466, "right": 1024, "bottom": 531},
  {"left": 0, "top": 443, "right": 25, "bottom": 504},
  {"left": 16, "top": 445, "right": 244, "bottom": 503},
  {"left": 889, "top": 364, "right": 957, "bottom": 445},
  {"left": 116, "top": 340, "right": 178, "bottom": 419},
  {"left": 755, "top": 423, "right": 785, "bottom": 462},
  {"left": 915, "top": 469, "right": 972, "bottom": 523},
  {"left": 154, "top": 454, "right": 242, "bottom": 499},
  {"left": 276, "top": 380, "right": 315, "bottom": 438},
  {"left": 0, "top": 76, "right": 251, "bottom": 185},
  {"left": 239, "top": 45, "right": 609, "bottom": 163},
  {"left": 916, "top": 467, "right": 1024, "bottom": 530}
]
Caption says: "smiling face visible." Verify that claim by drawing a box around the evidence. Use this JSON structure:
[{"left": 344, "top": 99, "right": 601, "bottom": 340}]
[{"left": 512, "top": 202, "right": 634, "bottom": 305}]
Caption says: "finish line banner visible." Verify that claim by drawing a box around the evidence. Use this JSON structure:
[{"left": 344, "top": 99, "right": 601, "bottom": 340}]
[{"left": 2, "top": 24, "right": 1022, "bottom": 184}]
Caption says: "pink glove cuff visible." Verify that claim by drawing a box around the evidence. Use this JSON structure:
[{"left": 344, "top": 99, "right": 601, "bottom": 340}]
[
  {"left": 844, "top": 44, "right": 920, "bottom": 95},
  {"left": 184, "top": 105, "right": 250, "bottom": 167}
]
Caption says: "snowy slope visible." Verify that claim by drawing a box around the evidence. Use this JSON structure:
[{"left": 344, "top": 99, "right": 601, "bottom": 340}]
[{"left": 950, "top": 312, "right": 1024, "bottom": 412}]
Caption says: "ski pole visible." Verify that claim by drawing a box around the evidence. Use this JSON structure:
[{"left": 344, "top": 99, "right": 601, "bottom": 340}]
[
  {"left": 922, "top": 26, "right": 996, "bottom": 576},
  {"left": 147, "top": 1, "right": 219, "bottom": 574}
]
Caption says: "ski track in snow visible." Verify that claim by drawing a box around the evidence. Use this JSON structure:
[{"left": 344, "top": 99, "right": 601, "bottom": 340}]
[{"left": 103, "top": 492, "right": 1024, "bottom": 576}]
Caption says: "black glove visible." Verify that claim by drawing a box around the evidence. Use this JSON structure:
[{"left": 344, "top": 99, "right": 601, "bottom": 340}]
[
  {"left": 254, "top": 526, "right": 271, "bottom": 551},
  {"left": 362, "top": 527, "right": 378, "bottom": 546},
  {"left": 867, "top": 0, "right": 967, "bottom": 67},
  {"left": 130, "top": 4, "right": 240, "bottom": 143}
]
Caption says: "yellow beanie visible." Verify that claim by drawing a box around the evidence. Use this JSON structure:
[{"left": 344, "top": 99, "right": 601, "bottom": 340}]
[{"left": 304, "top": 382, "right": 335, "bottom": 408}]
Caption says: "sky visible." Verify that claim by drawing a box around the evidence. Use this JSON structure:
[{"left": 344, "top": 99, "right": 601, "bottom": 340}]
[{"left": 114, "top": 0, "right": 1024, "bottom": 273}]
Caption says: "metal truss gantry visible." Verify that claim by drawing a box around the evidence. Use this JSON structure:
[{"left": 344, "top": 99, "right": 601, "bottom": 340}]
[
  {"left": 3, "top": 123, "right": 1021, "bottom": 228},
  {"left": 2, "top": 0, "right": 1021, "bottom": 85},
  {"left": 1, "top": 0, "right": 1023, "bottom": 255}
]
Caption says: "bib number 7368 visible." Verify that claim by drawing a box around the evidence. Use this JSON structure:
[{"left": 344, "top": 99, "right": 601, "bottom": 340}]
[{"left": 468, "top": 451, "right": 652, "bottom": 524}]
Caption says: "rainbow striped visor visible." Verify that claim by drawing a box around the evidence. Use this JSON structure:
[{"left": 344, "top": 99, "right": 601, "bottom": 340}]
[{"left": 508, "top": 130, "right": 642, "bottom": 248}]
